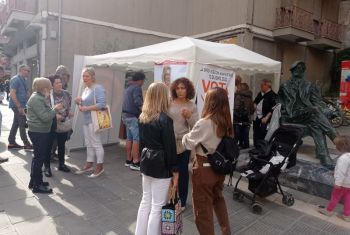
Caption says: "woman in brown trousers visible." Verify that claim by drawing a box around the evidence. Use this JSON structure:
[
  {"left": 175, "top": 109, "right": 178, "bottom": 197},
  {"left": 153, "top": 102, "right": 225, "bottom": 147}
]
[{"left": 182, "top": 87, "right": 232, "bottom": 235}]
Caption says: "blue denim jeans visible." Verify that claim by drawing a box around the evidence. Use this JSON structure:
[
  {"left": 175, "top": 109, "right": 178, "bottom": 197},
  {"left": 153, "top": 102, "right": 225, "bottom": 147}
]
[{"left": 122, "top": 116, "right": 139, "bottom": 142}]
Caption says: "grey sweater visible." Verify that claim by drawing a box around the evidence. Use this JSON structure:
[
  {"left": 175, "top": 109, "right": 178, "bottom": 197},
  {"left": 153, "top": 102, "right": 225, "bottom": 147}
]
[
  {"left": 168, "top": 101, "right": 199, "bottom": 140},
  {"left": 168, "top": 101, "right": 198, "bottom": 154}
]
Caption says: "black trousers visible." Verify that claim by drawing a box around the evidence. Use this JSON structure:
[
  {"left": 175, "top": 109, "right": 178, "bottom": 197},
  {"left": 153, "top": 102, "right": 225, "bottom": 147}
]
[
  {"left": 177, "top": 150, "right": 190, "bottom": 207},
  {"left": 29, "top": 131, "right": 50, "bottom": 186},
  {"left": 44, "top": 131, "right": 68, "bottom": 168},
  {"left": 253, "top": 118, "right": 268, "bottom": 147},
  {"left": 234, "top": 124, "right": 250, "bottom": 149}
]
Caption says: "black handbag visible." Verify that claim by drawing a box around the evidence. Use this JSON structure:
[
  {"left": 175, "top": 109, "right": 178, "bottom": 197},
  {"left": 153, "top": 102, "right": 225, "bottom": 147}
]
[
  {"left": 200, "top": 136, "right": 239, "bottom": 175},
  {"left": 140, "top": 147, "right": 170, "bottom": 178}
]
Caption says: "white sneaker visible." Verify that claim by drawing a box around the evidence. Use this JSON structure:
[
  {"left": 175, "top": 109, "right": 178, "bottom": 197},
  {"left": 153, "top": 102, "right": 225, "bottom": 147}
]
[
  {"left": 125, "top": 160, "right": 132, "bottom": 167},
  {"left": 337, "top": 214, "right": 350, "bottom": 222},
  {"left": 318, "top": 206, "right": 333, "bottom": 216},
  {"left": 130, "top": 162, "right": 140, "bottom": 171},
  {"left": 88, "top": 169, "right": 105, "bottom": 178}
]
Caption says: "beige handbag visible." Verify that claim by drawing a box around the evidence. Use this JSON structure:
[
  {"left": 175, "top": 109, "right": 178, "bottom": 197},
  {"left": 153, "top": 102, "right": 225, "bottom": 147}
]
[{"left": 91, "top": 88, "right": 113, "bottom": 132}]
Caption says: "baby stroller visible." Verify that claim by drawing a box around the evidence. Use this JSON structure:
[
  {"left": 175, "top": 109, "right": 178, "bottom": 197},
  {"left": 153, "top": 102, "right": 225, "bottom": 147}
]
[{"left": 233, "top": 125, "right": 304, "bottom": 214}]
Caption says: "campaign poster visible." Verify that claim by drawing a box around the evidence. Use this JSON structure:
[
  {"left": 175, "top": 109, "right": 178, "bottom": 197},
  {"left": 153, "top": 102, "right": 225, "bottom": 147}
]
[
  {"left": 196, "top": 65, "right": 235, "bottom": 117},
  {"left": 340, "top": 61, "right": 350, "bottom": 109},
  {"left": 154, "top": 61, "right": 188, "bottom": 87}
]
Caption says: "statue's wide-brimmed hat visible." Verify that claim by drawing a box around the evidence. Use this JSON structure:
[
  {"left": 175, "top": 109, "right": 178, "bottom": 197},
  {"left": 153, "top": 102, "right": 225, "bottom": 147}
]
[{"left": 290, "top": 61, "right": 306, "bottom": 71}]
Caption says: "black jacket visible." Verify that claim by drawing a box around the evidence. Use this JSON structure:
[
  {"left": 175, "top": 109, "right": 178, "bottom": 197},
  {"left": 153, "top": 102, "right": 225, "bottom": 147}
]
[
  {"left": 254, "top": 90, "right": 277, "bottom": 119},
  {"left": 234, "top": 89, "right": 254, "bottom": 124},
  {"left": 139, "top": 112, "right": 178, "bottom": 178}
]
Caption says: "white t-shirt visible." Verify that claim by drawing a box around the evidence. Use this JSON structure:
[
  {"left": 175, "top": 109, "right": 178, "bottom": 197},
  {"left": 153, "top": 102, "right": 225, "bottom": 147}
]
[{"left": 334, "top": 152, "right": 350, "bottom": 188}]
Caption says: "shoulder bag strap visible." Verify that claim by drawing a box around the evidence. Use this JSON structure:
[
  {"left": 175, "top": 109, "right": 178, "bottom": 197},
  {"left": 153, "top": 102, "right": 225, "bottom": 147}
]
[
  {"left": 93, "top": 86, "right": 97, "bottom": 105},
  {"left": 199, "top": 143, "right": 208, "bottom": 154},
  {"left": 63, "top": 90, "right": 70, "bottom": 110},
  {"left": 50, "top": 90, "right": 54, "bottom": 107}
]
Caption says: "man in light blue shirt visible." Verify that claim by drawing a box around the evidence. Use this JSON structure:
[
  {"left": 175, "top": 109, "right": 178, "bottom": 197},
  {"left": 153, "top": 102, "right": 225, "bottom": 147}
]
[{"left": 8, "top": 64, "right": 32, "bottom": 149}]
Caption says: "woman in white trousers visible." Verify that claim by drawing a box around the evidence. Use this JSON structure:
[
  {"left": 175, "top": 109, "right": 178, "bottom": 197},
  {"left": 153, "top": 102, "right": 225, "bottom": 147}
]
[
  {"left": 135, "top": 82, "right": 179, "bottom": 235},
  {"left": 75, "top": 67, "right": 106, "bottom": 178}
]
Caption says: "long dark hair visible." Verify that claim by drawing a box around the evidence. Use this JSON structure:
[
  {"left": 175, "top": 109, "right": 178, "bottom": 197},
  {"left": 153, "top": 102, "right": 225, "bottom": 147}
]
[{"left": 201, "top": 87, "right": 233, "bottom": 137}]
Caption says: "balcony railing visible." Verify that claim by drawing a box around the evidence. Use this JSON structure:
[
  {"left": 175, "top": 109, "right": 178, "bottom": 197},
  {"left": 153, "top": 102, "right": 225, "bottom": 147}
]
[
  {"left": 0, "top": 0, "right": 36, "bottom": 27},
  {"left": 314, "top": 19, "right": 343, "bottom": 42},
  {"left": 275, "top": 6, "right": 314, "bottom": 33}
]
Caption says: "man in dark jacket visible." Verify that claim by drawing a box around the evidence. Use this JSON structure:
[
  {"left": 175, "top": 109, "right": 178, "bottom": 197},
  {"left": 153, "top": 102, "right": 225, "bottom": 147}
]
[
  {"left": 253, "top": 79, "right": 277, "bottom": 147},
  {"left": 234, "top": 83, "right": 254, "bottom": 149},
  {"left": 122, "top": 71, "right": 145, "bottom": 171}
]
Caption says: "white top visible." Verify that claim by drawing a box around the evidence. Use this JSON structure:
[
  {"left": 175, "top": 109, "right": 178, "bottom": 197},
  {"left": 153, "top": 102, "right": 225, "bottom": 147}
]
[
  {"left": 256, "top": 98, "right": 263, "bottom": 119},
  {"left": 334, "top": 152, "right": 350, "bottom": 188},
  {"left": 182, "top": 118, "right": 221, "bottom": 156}
]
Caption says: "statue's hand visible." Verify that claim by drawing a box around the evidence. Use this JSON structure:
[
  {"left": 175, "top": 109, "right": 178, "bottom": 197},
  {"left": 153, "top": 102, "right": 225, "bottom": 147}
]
[
  {"left": 306, "top": 106, "right": 319, "bottom": 113},
  {"left": 322, "top": 108, "right": 332, "bottom": 118}
]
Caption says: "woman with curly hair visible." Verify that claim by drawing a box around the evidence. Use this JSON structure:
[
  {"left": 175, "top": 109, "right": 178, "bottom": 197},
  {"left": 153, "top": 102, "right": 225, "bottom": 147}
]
[{"left": 168, "top": 77, "right": 198, "bottom": 210}]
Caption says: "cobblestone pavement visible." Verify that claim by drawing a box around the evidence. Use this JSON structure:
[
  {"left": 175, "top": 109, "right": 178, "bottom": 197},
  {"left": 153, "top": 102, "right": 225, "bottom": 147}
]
[{"left": 0, "top": 102, "right": 349, "bottom": 235}]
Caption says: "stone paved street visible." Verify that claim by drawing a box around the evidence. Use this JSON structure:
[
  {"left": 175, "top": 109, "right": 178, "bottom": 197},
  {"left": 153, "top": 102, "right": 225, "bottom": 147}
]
[{"left": 0, "top": 102, "right": 350, "bottom": 235}]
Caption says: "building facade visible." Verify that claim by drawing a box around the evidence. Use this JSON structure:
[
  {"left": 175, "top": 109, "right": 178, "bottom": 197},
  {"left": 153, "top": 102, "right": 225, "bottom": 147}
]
[{"left": 0, "top": 0, "right": 344, "bottom": 94}]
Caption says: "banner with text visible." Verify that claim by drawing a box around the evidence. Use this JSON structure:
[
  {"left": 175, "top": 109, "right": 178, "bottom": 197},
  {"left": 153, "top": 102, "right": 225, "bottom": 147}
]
[
  {"left": 154, "top": 61, "right": 188, "bottom": 87},
  {"left": 340, "top": 61, "right": 350, "bottom": 109},
  {"left": 196, "top": 65, "right": 235, "bottom": 117}
]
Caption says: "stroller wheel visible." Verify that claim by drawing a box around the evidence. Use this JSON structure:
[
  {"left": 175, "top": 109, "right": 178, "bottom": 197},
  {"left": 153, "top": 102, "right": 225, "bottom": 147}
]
[
  {"left": 251, "top": 202, "right": 263, "bottom": 214},
  {"left": 282, "top": 194, "right": 295, "bottom": 206},
  {"left": 233, "top": 192, "right": 244, "bottom": 202}
]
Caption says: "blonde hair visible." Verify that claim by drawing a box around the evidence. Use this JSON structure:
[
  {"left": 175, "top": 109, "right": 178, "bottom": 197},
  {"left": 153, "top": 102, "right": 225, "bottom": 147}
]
[
  {"left": 32, "top": 77, "right": 52, "bottom": 94},
  {"left": 139, "top": 82, "right": 169, "bottom": 123},
  {"left": 82, "top": 67, "right": 96, "bottom": 82}
]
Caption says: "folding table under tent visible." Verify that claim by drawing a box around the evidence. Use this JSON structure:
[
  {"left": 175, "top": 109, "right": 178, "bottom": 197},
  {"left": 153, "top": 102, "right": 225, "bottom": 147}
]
[{"left": 68, "top": 36, "right": 281, "bottom": 151}]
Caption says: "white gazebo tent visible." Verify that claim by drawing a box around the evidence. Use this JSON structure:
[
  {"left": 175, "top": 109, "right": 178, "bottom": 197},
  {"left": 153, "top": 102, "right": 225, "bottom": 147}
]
[{"left": 68, "top": 37, "right": 281, "bottom": 151}]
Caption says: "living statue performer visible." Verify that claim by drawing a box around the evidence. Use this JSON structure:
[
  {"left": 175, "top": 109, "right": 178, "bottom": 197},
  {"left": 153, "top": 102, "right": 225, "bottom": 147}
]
[{"left": 278, "top": 61, "right": 339, "bottom": 169}]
